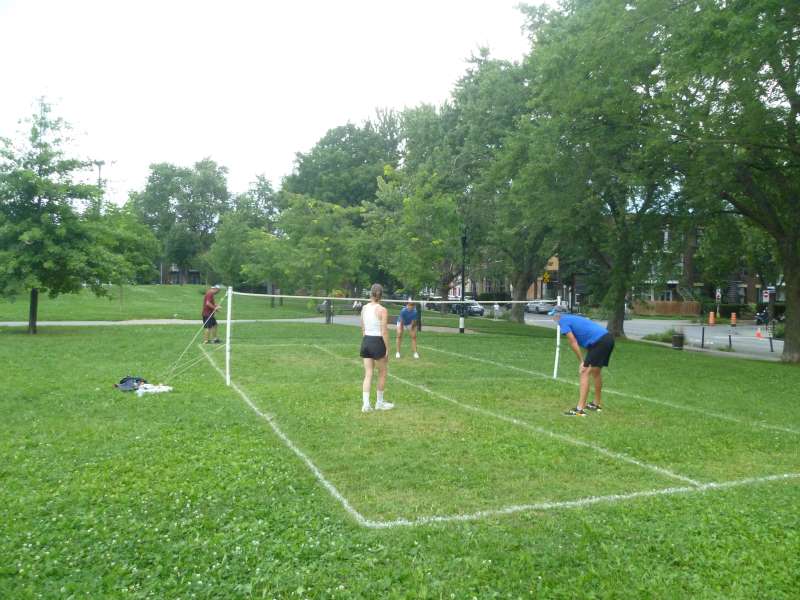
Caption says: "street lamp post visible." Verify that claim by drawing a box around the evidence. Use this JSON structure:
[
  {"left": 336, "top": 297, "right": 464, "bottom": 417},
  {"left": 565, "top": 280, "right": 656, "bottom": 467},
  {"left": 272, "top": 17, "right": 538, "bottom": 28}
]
[{"left": 460, "top": 230, "right": 467, "bottom": 334}]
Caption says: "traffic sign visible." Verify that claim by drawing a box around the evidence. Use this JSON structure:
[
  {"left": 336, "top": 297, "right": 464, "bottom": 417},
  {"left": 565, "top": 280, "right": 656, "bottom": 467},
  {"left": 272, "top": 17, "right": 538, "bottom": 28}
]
[
  {"left": 762, "top": 290, "right": 769, "bottom": 302},
  {"left": 715, "top": 288, "right": 722, "bottom": 301}
]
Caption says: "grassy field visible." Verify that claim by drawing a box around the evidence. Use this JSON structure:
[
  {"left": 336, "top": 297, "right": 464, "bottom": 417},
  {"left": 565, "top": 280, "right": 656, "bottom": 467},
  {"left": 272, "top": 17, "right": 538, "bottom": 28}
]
[
  {"left": 0, "top": 285, "right": 470, "bottom": 328},
  {"left": 2, "top": 314, "right": 799, "bottom": 598}
]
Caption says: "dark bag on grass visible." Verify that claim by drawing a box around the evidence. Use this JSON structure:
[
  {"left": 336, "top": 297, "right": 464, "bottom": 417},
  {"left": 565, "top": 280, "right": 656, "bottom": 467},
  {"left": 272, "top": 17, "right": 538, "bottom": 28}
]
[{"left": 115, "top": 376, "right": 147, "bottom": 391}]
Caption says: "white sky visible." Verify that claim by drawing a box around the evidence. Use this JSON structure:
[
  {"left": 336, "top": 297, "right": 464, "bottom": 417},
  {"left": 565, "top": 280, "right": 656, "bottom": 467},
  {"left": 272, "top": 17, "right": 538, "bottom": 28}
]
[{"left": 0, "top": 0, "right": 547, "bottom": 203}]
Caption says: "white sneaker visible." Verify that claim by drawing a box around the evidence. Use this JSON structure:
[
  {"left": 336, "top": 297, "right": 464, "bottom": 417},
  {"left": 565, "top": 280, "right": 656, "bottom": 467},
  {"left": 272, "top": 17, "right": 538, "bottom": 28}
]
[
  {"left": 375, "top": 401, "right": 394, "bottom": 411},
  {"left": 395, "top": 352, "right": 401, "bottom": 359},
  {"left": 413, "top": 352, "right": 419, "bottom": 359},
  {"left": 361, "top": 404, "right": 372, "bottom": 413}
]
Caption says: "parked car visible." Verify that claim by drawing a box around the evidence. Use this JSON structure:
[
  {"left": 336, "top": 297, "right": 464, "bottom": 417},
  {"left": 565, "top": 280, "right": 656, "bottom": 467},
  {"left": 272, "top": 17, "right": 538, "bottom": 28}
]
[
  {"left": 425, "top": 296, "right": 444, "bottom": 311},
  {"left": 451, "top": 300, "right": 485, "bottom": 316},
  {"left": 525, "top": 299, "right": 557, "bottom": 314}
]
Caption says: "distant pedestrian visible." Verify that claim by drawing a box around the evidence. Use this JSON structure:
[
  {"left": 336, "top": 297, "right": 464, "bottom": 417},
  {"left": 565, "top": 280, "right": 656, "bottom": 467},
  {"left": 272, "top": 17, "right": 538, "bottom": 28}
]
[
  {"left": 202, "top": 284, "right": 223, "bottom": 344},
  {"left": 360, "top": 283, "right": 393, "bottom": 412},
  {"left": 395, "top": 298, "right": 419, "bottom": 359},
  {"left": 549, "top": 307, "right": 615, "bottom": 416}
]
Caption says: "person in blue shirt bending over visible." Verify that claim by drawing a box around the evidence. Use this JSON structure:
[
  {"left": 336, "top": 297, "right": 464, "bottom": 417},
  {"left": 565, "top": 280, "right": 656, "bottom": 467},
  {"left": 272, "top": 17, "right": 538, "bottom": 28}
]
[
  {"left": 395, "top": 298, "right": 419, "bottom": 359},
  {"left": 549, "top": 306, "right": 615, "bottom": 417}
]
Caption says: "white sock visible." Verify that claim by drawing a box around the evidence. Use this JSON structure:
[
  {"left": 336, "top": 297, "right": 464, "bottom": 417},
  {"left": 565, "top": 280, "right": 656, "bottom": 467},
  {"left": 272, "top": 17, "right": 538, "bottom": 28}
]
[
  {"left": 362, "top": 392, "right": 370, "bottom": 406},
  {"left": 377, "top": 390, "right": 384, "bottom": 404}
]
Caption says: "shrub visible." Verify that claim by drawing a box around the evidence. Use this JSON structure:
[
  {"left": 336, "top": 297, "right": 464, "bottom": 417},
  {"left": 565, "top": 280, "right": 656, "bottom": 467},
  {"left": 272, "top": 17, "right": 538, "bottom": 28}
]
[
  {"left": 477, "top": 292, "right": 512, "bottom": 302},
  {"left": 643, "top": 328, "right": 678, "bottom": 344}
]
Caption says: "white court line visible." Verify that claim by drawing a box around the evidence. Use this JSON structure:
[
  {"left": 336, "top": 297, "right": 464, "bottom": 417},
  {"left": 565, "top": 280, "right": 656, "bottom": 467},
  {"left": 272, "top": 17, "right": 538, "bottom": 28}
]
[
  {"left": 313, "top": 345, "right": 701, "bottom": 487},
  {"left": 422, "top": 345, "right": 800, "bottom": 436},
  {"left": 206, "top": 343, "right": 799, "bottom": 529},
  {"left": 200, "top": 345, "right": 372, "bottom": 528},
  {"left": 363, "top": 473, "right": 800, "bottom": 528}
]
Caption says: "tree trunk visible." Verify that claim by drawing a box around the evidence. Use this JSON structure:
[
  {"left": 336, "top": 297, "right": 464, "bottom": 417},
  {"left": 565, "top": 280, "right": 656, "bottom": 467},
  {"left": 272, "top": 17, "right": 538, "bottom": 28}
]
[
  {"left": 28, "top": 288, "right": 39, "bottom": 334},
  {"left": 510, "top": 270, "right": 534, "bottom": 324},
  {"left": 780, "top": 245, "right": 800, "bottom": 363},
  {"left": 439, "top": 282, "right": 450, "bottom": 315},
  {"left": 605, "top": 263, "right": 630, "bottom": 338}
]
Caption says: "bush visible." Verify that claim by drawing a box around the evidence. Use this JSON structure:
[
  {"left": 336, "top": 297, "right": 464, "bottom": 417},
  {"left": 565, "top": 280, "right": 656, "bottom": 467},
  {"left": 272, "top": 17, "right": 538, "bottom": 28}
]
[
  {"left": 643, "top": 328, "right": 678, "bottom": 344},
  {"left": 772, "top": 322, "right": 785, "bottom": 340},
  {"left": 701, "top": 302, "right": 751, "bottom": 318},
  {"left": 477, "top": 292, "right": 512, "bottom": 302}
]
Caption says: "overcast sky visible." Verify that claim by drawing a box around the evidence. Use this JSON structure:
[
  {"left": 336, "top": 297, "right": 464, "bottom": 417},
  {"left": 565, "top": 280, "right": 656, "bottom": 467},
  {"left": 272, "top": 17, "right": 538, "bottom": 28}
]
[{"left": 0, "top": 0, "right": 547, "bottom": 203}]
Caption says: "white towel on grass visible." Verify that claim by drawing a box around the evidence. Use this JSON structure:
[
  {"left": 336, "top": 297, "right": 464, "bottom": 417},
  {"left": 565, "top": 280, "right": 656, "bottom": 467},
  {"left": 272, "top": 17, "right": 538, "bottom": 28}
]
[{"left": 136, "top": 384, "right": 173, "bottom": 397}]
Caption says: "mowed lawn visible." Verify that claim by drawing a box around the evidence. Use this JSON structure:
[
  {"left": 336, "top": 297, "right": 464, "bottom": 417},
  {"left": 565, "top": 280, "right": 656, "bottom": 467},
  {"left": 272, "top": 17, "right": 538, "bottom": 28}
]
[{"left": 1, "top": 319, "right": 799, "bottom": 598}]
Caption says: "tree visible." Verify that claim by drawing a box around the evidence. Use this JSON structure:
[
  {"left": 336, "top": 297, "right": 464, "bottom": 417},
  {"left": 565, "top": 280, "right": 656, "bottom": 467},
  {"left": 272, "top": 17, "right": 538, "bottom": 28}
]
[
  {"left": 276, "top": 194, "right": 361, "bottom": 294},
  {"left": 662, "top": 0, "right": 800, "bottom": 361},
  {"left": 282, "top": 115, "right": 400, "bottom": 208},
  {"left": 0, "top": 101, "right": 121, "bottom": 332},
  {"left": 451, "top": 53, "right": 554, "bottom": 322},
  {"left": 521, "top": 0, "right": 677, "bottom": 336},
  {"left": 128, "top": 159, "right": 230, "bottom": 282},
  {"left": 375, "top": 171, "right": 462, "bottom": 305}
]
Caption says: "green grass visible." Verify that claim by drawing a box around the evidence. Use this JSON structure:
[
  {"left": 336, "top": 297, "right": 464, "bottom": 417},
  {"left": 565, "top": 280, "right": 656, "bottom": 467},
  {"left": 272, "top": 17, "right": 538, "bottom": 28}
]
[
  {"left": 0, "top": 285, "right": 211, "bottom": 322},
  {"left": 1, "top": 319, "right": 799, "bottom": 598}
]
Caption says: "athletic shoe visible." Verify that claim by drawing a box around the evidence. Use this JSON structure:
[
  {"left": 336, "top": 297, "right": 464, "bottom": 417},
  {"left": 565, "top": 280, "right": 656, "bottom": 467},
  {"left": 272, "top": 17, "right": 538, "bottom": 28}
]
[
  {"left": 395, "top": 352, "right": 401, "bottom": 359},
  {"left": 413, "top": 352, "right": 419, "bottom": 359},
  {"left": 361, "top": 404, "right": 372, "bottom": 413},
  {"left": 211, "top": 338, "right": 221, "bottom": 344},
  {"left": 564, "top": 408, "right": 586, "bottom": 417},
  {"left": 375, "top": 401, "right": 394, "bottom": 411},
  {"left": 586, "top": 402, "right": 603, "bottom": 412}
]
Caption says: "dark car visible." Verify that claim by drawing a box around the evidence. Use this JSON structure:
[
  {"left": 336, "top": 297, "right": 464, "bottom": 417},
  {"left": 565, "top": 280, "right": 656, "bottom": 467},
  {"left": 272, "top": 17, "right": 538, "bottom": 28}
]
[{"left": 451, "top": 300, "right": 485, "bottom": 316}]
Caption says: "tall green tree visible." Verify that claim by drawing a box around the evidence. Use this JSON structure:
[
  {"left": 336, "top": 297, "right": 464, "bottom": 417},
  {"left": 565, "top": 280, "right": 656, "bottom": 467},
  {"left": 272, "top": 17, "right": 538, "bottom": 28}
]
[
  {"left": 282, "top": 115, "right": 400, "bottom": 208},
  {"left": 277, "top": 194, "right": 361, "bottom": 294},
  {"left": 0, "top": 101, "right": 123, "bottom": 332},
  {"left": 662, "top": 0, "right": 800, "bottom": 361},
  {"left": 129, "top": 159, "right": 230, "bottom": 282},
  {"left": 522, "top": 0, "right": 677, "bottom": 336}
]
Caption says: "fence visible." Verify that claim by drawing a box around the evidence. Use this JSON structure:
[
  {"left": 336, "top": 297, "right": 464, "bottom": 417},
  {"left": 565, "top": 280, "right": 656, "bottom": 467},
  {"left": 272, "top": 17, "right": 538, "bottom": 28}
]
[{"left": 633, "top": 300, "right": 701, "bottom": 316}]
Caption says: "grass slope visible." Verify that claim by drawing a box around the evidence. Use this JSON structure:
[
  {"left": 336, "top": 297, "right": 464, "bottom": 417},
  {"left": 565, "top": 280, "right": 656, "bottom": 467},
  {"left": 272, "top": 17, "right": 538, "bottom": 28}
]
[{"left": 1, "top": 321, "right": 799, "bottom": 598}]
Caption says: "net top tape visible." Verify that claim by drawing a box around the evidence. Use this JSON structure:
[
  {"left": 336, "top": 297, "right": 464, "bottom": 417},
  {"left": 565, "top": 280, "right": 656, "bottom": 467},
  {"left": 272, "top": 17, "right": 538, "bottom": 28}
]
[{"left": 231, "top": 291, "right": 547, "bottom": 305}]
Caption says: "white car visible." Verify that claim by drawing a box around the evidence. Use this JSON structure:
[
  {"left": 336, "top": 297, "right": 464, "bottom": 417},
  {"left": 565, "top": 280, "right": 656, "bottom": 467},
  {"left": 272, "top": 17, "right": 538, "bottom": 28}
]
[{"left": 525, "top": 299, "right": 557, "bottom": 314}]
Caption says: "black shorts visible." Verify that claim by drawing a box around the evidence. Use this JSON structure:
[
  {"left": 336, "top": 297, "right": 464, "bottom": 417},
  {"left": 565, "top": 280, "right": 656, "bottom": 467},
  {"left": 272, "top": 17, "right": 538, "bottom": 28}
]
[
  {"left": 360, "top": 335, "right": 386, "bottom": 359},
  {"left": 584, "top": 333, "right": 614, "bottom": 368},
  {"left": 202, "top": 314, "right": 217, "bottom": 328}
]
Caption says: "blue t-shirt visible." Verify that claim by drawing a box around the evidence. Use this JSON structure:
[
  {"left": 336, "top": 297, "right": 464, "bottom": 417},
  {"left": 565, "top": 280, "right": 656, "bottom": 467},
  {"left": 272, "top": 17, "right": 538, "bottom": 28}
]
[
  {"left": 398, "top": 306, "right": 418, "bottom": 326},
  {"left": 558, "top": 315, "right": 608, "bottom": 348}
]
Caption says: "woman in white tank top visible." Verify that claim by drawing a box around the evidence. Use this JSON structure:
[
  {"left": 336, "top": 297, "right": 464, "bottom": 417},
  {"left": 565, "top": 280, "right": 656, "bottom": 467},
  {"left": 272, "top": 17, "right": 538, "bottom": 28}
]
[{"left": 359, "top": 283, "right": 393, "bottom": 412}]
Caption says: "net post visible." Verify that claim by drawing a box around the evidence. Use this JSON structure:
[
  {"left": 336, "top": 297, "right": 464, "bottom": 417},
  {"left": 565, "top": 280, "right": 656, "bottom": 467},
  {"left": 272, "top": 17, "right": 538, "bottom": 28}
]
[
  {"left": 225, "top": 286, "right": 232, "bottom": 386},
  {"left": 553, "top": 324, "right": 561, "bottom": 379}
]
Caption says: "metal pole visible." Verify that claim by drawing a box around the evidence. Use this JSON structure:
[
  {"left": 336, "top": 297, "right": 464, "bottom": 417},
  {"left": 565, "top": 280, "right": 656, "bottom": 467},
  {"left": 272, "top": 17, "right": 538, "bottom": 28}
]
[
  {"left": 553, "top": 324, "right": 561, "bottom": 379},
  {"left": 701, "top": 326, "right": 705, "bottom": 349},
  {"left": 460, "top": 231, "right": 466, "bottom": 334},
  {"left": 225, "top": 287, "right": 233, "bottom": 386}
]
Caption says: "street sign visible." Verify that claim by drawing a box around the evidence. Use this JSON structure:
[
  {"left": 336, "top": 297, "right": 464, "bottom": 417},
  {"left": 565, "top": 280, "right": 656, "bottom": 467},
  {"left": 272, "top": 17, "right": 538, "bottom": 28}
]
[
  {"left": 762, "top": 290, "right": 769, "bottom": 302},
  {"left": 715, "top": 288, "right": 722, "bottom": 301}
]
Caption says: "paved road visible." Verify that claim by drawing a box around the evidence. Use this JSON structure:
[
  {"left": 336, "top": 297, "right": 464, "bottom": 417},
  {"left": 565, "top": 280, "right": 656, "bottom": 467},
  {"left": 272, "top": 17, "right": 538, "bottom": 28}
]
[{"left": 525, "top": 314, "right": 783, "bottom": 360}]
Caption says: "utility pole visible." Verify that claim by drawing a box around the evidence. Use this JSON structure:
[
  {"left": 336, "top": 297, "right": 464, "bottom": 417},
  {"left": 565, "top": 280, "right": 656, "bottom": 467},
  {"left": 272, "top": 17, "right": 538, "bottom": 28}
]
[{"left": 460, "top": 230, "right": 467, "bottom": 334}]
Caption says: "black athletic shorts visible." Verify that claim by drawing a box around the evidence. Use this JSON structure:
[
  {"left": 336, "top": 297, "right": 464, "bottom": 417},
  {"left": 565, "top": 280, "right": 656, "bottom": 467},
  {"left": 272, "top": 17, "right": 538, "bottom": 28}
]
[
  {"left": 202, "top": 314, "right": 217, "bottom": 328},
  {"left": 584, "top": 333, "right": 615, "bottom": 368},
  {"left": 360, "top": 335, "right": 386, "bottom": 359}
]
